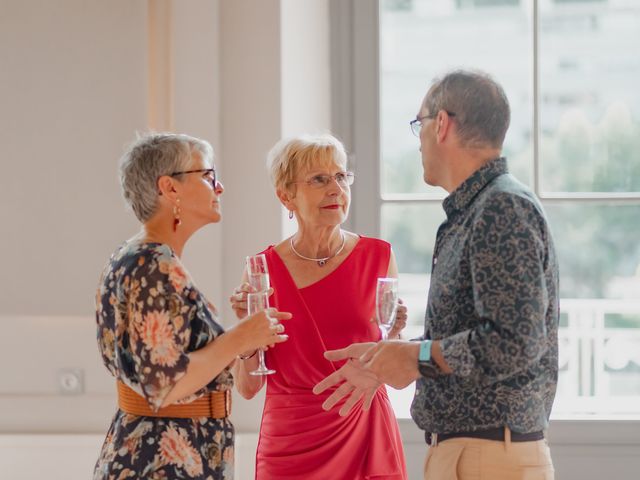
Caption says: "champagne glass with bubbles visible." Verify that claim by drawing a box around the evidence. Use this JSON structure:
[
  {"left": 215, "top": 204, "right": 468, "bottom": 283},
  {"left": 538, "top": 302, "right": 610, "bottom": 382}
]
[
  {"left": 246, "top": 254, "right": 270, "bottom": 292},
  {"left": 246, "top": 255, "right": 275, "bottom": 375},
  {"left": 376, "top": 277, "right": 398, "bottom": 340}
]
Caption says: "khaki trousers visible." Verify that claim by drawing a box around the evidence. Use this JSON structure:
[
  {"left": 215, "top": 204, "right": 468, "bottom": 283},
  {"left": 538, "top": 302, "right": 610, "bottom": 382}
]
[{"left": 423, "top": 428, "right": 554, "bottom": 480}]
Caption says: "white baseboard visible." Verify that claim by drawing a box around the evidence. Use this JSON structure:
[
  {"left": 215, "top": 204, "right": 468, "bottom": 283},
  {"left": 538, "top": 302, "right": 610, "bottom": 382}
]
[
  {"left": 2, "top": 423, "right": 640, "bottom": 480},
  {"left": 0, "top": 434, "right": 105, "bottom": 480},
  {"left": 0, "top": 433, "right": 260, "bottom": 480}
]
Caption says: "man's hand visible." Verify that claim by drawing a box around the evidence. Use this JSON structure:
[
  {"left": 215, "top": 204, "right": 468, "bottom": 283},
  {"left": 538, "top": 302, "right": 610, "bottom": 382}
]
[
  {"left": 360, "top": 340, "right": 421, "bottom": 389},
  {"left": 312, "top": 342, "right": 380, "bottom": 416}
]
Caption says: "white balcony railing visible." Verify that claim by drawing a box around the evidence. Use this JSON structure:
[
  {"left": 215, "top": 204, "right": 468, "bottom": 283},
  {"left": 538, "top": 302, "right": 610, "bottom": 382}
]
[{"left": 554, "top": 298, "right": 640, "bottom": 415}]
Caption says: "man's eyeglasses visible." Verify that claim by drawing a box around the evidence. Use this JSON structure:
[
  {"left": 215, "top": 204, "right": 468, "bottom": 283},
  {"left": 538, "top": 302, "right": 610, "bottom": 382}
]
[
  {"left": 170, "top": 168, "right": 220, "bottom": 189},
  {"left": 289, "top": 171, "right": 355, "bottom": 189},
  {"left": 410, "top": 110, "right": 456, "bottom": 137}
]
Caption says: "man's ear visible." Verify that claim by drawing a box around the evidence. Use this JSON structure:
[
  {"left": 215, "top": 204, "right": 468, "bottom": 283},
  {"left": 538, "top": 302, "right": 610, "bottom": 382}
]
[{"left": 436, "top": 110, "right": 452, "bottom": 143}]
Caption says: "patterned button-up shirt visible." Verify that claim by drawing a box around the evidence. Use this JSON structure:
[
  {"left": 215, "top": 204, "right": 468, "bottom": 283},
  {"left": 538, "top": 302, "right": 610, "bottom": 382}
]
[{"left": 410, "top": 157, "right": 559, "bottom": 435}]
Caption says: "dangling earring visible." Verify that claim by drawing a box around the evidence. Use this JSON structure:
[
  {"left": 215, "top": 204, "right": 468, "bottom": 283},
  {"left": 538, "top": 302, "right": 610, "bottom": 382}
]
[
  {"left": 173, "top": 198, "right": 182, "bottom": 232},
  {"left": 288, "top": 210, "right": 294, "bottom": 220}
]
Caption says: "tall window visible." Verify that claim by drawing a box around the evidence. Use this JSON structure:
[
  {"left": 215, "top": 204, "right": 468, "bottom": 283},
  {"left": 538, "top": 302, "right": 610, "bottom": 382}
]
[{"left": 352, "top": 0, "right": 640, "bottom": 417}]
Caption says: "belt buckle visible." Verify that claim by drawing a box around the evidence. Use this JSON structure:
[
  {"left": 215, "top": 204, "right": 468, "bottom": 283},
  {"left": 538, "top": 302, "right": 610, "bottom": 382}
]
[{"left": 430, "top": 433, "right": 438, "bottom": 447}]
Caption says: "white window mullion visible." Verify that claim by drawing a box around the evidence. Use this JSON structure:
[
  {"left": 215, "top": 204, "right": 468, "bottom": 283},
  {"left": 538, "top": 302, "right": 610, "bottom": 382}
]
[{"left": 533, "top": 0, "right": 541, "bottom": 196}]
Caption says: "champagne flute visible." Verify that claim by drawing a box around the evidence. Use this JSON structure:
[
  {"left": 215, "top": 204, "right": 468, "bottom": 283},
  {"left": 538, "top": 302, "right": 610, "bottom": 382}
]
[
  {"left": 247, "top": 291, "right": 276, "bottom": 376},
  {"left": 246, "top": 254, "right": 270, "bottom": 292},
  {"left": 246, "top": 254, "right": 276, "bottom": 376},
  {"left": 376, "top": 277, "right": 398, "bottom": 340}
]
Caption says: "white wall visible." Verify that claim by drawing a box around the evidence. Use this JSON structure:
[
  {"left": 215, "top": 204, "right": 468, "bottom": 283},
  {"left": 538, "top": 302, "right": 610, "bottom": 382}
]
[
  {"left": 0, "top": 0, "right": 332, "bottom": 442},
  {"left": 281, "top": 0, "right": 332, "bottom": 136},
  {"left": 0, "top": 0, "right": 148, "bottom": 434},
  {"left": 171, "top": 0, "right": 223, "bottom": 303},
  {"left": 0, "top": 0, "right": 146, "bottom": 316},
  {"left": 0, "top": 0, "right": 225, "bottom": 434}
]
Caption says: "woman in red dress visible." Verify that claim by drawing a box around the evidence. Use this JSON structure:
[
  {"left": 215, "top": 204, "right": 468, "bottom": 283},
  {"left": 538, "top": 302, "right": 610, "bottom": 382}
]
[{"left": 230, "top": 134, "right": 408, "bottom": 479}]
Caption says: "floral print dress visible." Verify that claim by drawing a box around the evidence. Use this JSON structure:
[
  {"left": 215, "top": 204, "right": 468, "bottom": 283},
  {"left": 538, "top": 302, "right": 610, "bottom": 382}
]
[{"left": 94, "top": 240, "right": 234, "bottom": 480}]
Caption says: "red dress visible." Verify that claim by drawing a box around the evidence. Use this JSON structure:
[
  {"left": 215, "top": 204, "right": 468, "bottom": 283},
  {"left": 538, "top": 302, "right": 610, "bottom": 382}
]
[{"left": 256, "top": 236, "right": 407, "bottom": 480}]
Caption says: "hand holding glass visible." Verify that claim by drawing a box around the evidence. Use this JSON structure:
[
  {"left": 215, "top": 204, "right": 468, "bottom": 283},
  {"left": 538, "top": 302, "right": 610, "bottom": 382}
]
[
  {"left": 376, "top": 277, "right": 398, "bottom": 340},
  {"left": 246, "top": 291, "right": 276, "bottom": 375}
]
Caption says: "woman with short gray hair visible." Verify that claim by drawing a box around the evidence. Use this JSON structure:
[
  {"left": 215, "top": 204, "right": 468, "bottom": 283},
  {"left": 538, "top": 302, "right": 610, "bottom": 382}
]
[{"left": 94, "top": 132, "right": 291, "bottom": 480}]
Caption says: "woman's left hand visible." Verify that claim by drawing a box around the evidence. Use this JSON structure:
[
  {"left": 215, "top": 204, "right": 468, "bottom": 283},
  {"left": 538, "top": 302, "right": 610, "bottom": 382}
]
[
  {"left": 387, "top": 298, "right": 407, "bottom": 339},
  {"left": 229, "top": 282, "right": 254, "bottom": 320},
  {"left": 229, "top": 283, "right": 275, "bottom": 321}
]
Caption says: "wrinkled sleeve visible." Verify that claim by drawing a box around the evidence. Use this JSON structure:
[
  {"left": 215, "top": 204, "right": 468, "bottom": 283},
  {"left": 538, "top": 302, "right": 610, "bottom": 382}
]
[
  {"left": 125, "top": 248, "right": 192, "bottom": 410},
  {"left": 440, "top": 194, "right": 550, "bottom": 384}
]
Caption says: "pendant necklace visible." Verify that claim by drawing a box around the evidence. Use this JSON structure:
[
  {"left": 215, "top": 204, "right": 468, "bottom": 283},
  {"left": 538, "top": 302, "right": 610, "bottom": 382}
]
[{"left": 290, "top": 233, "right": 346, "bottom": 267}]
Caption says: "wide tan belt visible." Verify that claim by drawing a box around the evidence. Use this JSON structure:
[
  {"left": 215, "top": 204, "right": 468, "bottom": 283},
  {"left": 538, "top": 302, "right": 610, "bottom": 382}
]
[{"left": 117, "top": 380, "right": 231, "bottom": 419}]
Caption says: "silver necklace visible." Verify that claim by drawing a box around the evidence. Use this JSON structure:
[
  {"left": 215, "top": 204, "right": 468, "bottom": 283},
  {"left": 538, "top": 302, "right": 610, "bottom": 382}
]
[{"left": 290, "top": 233, "right": 346, "bottom": 267}]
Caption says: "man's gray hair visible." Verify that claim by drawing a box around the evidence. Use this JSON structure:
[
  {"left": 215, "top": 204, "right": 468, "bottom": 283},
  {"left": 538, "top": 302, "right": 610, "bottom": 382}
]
[
  {"left": 119, "top": 132, "right": 214, "bottom": 222},
  {"left": 424, "top": 70, "right": 510, "bottom": 149}
]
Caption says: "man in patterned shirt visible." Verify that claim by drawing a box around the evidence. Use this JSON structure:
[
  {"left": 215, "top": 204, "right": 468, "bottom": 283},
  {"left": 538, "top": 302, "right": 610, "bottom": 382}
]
[{"left": 314, "top": 70, "right": 559, "bottom": 479}]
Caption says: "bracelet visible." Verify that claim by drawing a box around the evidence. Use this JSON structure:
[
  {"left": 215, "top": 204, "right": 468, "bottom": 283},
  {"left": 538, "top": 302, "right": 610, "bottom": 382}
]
[
  {"left": 238, "top": 350, "right": 257, "bottom": 360},
  {"left": 419, "top": 340, "right": 432, "bottom": 362}
]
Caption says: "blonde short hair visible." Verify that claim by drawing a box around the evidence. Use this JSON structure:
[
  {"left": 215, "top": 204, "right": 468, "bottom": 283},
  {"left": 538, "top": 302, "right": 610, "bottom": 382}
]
[{"left": 266, "top": 134, "right": 348, "bottom": 192}]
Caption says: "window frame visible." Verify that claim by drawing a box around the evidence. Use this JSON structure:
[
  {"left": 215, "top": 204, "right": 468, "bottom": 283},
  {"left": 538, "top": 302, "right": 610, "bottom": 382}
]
[{"left": 329, "top": 0, "right": 640, "bottom": 421}]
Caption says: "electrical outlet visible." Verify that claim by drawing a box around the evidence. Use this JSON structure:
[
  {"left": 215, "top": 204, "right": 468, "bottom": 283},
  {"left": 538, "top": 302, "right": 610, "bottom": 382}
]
[{"left": 57, "top": 368, "right": 84, "bottom": 395}]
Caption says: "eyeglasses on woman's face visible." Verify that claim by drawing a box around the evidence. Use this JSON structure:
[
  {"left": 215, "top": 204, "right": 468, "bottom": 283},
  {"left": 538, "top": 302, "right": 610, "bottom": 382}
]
[
  {"left": 170, "top": 168, "right": 220, "bottom": 189},
  {"left": 290, "top": 171, "right": 355, "bottom": 189}
]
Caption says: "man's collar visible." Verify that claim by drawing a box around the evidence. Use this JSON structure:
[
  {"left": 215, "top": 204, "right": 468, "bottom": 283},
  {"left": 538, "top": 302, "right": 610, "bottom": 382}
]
[{"left": 442, "top": 157, "right": 508, "bottom": 217}]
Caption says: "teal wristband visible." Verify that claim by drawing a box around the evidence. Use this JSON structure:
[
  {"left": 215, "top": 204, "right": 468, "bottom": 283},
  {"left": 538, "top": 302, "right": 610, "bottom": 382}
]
[{"left": 419, "top": 340, "right": 432, "bottom": 362}]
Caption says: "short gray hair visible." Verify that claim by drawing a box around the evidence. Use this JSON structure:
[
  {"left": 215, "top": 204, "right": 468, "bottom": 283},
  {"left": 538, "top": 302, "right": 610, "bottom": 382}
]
[
  {"left": 424, "top": 70, "right": 510, "bottom": 149},
  {"left": 267, "top": 133, "right": 348, "bottom": 192},
  {"left": 119, "top": 132, "right": 214, "bottom": 222}
]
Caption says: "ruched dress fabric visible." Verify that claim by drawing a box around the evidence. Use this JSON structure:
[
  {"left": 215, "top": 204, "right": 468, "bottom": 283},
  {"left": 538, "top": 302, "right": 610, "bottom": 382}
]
[{"left": 255, "top": 236, "right": 407, "bottom": 480}]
